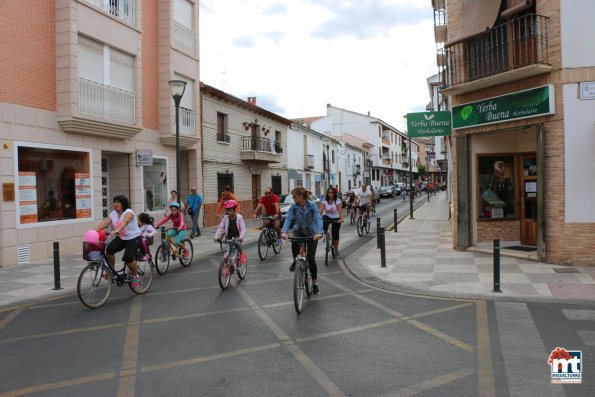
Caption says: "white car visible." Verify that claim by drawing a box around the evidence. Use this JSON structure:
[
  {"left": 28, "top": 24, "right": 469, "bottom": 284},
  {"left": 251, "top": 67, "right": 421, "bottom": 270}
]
[{"left": 280, "top": 193, "right": 320, "bottom": 223}]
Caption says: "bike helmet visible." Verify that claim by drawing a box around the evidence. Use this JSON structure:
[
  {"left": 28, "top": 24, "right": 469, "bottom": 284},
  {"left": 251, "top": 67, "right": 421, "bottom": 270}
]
[
  {"left": 224, "top": 199, "right": 238, "bottom": 209},
  {"left": 169, "top": 202, "right": 181, "bottom": 209}
]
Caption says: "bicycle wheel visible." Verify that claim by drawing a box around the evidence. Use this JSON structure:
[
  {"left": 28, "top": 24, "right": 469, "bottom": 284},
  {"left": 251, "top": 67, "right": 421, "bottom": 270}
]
[
  {"left": 154, "top": 245, "right": 170, "bottom": 275},
  {"left": 357, "top": 216, "right": 364, "bottom": 237},
  {"left": 293, "top": 261, "right": 305, "bottom": 314},
  {"left": 257, "top": 229, "right": 269, "bottom": 260},
  {"left": 272, "top": 231, "right": 281, "bottom": 255},
  {"left": 178, "top": 239, "right": 193, "bottom": 267},
  {"left": 219, "top": 239, "right": 224, "bottom": 252},
  {"left": 324, "top": 234, "right": 330, "bottom": 266},
  {"left": 77, "top": 262, "right": 112, "bottom": 308},
  {"left": 218, "top": 259, "right": 231, "bottom": 290},
  {"left": 365, "top": 217, "right": 371, "bottom": 234},
  {"left": 237, "top": 255, "right": 247, "bottom": 280},
  {"left": 130, "top": 259, "right": 154, "bottom": 295},
  {"left": 304, "top": 262, "right": 313, "bottom": 297}
]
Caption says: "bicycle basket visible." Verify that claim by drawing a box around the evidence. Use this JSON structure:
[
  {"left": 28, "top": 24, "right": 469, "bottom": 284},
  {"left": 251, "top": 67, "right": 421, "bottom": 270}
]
[{"left": 83, "top": 241, "right": 105, "bottom": 261}]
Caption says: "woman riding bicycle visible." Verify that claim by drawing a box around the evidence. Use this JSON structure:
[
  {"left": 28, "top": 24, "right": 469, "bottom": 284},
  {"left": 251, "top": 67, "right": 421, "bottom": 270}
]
[
  {"left": 94, "top": 195, "right": 142, "bottom": 289},
  {"left": 214, "top": 199, "right": 247, "bottom": 267},
  {"left": 155, "top": 202, "right": 190, "bottom": 258},
  {"left": 281, "top": 186, "right": 323, "bottom": 295},
  {"left": 319, "top": 186, "right": 343, "bottom": 256}
]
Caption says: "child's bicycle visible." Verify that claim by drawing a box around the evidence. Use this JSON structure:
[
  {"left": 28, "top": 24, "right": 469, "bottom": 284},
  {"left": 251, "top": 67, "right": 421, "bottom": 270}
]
[
  {"left": 154, "top": 227, "right": 194, "bottom": 275},
  {"left": 256, "top": 215, "right": 282, "bottom": 260},
  {"left": 216, "top": 236, "right": 247, "bottom": 290},
  {"left": 77, "top": 239, "right": 154, "bottom": 308}
]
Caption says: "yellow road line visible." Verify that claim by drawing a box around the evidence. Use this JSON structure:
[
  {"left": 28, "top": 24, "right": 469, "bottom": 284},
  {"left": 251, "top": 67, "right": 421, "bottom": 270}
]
[
  {"left": 286, "top": 344, "right": 345, "bottom": 397},
  {"left": 407, "top": 319, "right": 474, "bottom": 353},
  {"left": 476, "top": 301, "right": 496, "bottom": 397},
  {"left": 381, "top": 367, "right": 474, "bottom": 397},
  {"left": 296, "top": 318, "right": 401, "bottom": 343},
  {"left": 0, "top": 372, "right": 115, "bottom": 397},
  {"left": 116, "top": 296, "right": 143, "bottom": 397},
  {"left": 0, "top": 323, "right": 125, "bottom": 344},
  {"left": 0, "top": 309, "right": 22, "bottom": 331},
  {"left": 410, "top": 302, "right": 474, "bottom": 319},
  {"left": 143, "top": 307, "right": 250, "bottom": 324}
]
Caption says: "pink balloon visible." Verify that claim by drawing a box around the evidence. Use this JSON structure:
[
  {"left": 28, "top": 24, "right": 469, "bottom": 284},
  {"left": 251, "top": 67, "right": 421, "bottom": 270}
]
[{"left": 84, "top": 230, "right": 99, "bottom": 243}]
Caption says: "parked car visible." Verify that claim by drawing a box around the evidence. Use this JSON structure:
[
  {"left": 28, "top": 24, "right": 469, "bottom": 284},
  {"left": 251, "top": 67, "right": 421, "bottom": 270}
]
[
  {"left": 280, "top": 192, "right": 320, "bottom": 223},
  {"left": 379, "top": 185, "right": 397, "bottom": 198}
]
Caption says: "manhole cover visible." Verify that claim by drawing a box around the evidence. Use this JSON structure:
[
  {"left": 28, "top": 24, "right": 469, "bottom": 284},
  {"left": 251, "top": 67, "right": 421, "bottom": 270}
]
[{"left": 553, "top": 268, "right": 580, "bottom": 273}]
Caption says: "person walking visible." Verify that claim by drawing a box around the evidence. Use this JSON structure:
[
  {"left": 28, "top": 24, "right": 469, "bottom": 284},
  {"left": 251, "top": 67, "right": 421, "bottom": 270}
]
[
  {"left": 215, "top": 185, "right": 241, "bottom": 216},
  {"left": 185, "top": 187, "right": 203, "bottom": 238}
]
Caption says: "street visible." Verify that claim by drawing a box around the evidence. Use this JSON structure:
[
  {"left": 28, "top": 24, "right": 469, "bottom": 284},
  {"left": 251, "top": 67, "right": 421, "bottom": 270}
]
[{"left": 0, "top": 198, "right": 593, "bottom": 397}]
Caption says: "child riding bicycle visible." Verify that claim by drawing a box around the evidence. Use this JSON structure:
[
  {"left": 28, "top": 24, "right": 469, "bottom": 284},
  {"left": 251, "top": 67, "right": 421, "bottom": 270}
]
[
  {"left": 214, "top": 200, "right": 247, "bottom": 268},
  {"left": 155, "top": 202, "right": 190, "bottom": 258}
]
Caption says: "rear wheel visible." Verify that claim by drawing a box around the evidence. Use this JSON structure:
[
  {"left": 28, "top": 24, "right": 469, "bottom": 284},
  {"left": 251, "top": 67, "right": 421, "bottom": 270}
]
[
  {"left": 272, "top": 230, "right": 281, "bottom": 255},
  {"left": 293, "top": 262, "right": 305, "bottom": 314},
  {"left": 257, "top": 230, "right": 269, "bottom": 260},
  {"left": 357, "top": 216, "right": 364, "bottom": 237},
  {"left": 365, "top": 216, "right": 371, "bottom": 234},
  {"left": 218, "top": 259, "right": 231, "bottom": 290},
  {"left": 154, "top": 245, "right": 170, "bottom": 275},
  {"left": 130, "top": 259, "right": 154, "bottom": 295},
  {"left": 77, "top": 262, "right": 112, "bottom": 308},
  {"left": 178, "top": 239, "right": 193, "bottom": 267}
]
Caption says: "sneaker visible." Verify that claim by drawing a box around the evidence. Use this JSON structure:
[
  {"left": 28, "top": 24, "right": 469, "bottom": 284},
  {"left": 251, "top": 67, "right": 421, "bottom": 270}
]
[
  {"left": 189, "top": 234, "right": 194, "bottom": 239},
  {"left": 289, "top": 260, "right": 296, "bottom": 272},
  {"left": 131, "top": 276, "right": 140, "bottom": 289},
  {"left": 142, "top": 254, "right": 151, "bottom": 261},
  {"left": 312, "top": 284, "right": 320, "bottom": 295},
  {"left": 334, "top": 250, "right": 339, "bottom": 257},
  {"left": 239, "top": 252, "right": 247, "bottom": 264},
  {"left": 276, "top": 238, "right": 283, "bottom": 246},
  {"left": 196, "top": 232, "right": 201, "bottom": 237}
]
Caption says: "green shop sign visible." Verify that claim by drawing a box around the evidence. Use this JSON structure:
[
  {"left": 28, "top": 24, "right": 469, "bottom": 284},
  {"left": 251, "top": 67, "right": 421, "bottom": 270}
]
[
  {"left": 406, "top": 111, "right": 452, "bottom": 138},
  {"left": 452, "top": 85, "right": 555, "bottom": 129}
]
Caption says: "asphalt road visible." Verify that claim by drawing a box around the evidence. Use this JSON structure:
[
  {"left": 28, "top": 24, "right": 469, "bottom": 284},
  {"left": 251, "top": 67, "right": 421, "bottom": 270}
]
[{"left": 0, "top": 198, "right": 593, "bottom": 397}]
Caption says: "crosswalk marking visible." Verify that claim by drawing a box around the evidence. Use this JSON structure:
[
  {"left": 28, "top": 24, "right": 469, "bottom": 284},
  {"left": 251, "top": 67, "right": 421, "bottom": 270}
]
[{"left": 561, "top": 309, "right": 595, "bottom": 321}]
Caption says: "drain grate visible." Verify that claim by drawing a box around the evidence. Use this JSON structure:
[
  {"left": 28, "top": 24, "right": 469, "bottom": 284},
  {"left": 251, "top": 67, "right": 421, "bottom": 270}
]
[{"left": 553, "top": 268, "right": 580, "bottom": 273}]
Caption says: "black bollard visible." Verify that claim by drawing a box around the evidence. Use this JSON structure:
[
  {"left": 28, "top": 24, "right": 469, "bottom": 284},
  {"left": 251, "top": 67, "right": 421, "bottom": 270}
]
[
  {"left": 379, "top": 226, "right": 386, "bottom": 267},
  {"left": 394, "top": 208, "right": 398, "bottom": 232},
  {"left": 52, "top": 242, "right": 63, "bottom": 290},
  {"left": 492, "top": 239, "right": 501, "bottom": 293},
  {"left": 376, "top": 218, "right": 381, "bottom": 248}
]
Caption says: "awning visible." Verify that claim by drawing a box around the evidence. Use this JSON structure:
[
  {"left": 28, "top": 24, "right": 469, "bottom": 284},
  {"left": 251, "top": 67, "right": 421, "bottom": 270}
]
[
  {"left": 446, "top": 0, "right": 501, "bottom": 45},
  {"left": 501, "top": 0, "right": 532, "bottom": 19}
]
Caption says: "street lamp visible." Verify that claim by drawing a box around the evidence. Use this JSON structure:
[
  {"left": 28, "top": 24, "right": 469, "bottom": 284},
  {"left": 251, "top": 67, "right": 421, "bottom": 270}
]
[{"left": 168, "top": 79, "right": 187, "bottom": 198}]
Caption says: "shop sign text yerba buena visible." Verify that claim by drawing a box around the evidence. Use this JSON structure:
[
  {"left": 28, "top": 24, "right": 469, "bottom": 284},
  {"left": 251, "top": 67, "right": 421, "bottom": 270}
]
[
  {"left": 407, "top": 111, "right": 452, "bottom": 138},
  {"left": 452, "top": 85, "right": 555, "bottom": 129}
]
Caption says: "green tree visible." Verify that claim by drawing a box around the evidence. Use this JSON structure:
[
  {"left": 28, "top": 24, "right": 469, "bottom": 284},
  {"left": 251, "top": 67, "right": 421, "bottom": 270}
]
[{"left": 417, "top": 164, "right": 427, "bottom": 177}]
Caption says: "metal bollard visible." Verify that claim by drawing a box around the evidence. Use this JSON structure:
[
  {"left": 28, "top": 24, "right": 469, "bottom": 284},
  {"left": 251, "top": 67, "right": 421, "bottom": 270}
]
[
  {"left": 393, "top": 208, "right": 398, "bottom": 232},
  {"left": 376, "top": 218, "right": 381, "bottom": 248},
  {"left": 492, "top": 239, "right": 501, "bottom": 293},
  {"left": 52, "top": 242, "right": 63, "bottom": 290},
  {"left": 379, "top": 226, "right": 386, "bottom": 267}
]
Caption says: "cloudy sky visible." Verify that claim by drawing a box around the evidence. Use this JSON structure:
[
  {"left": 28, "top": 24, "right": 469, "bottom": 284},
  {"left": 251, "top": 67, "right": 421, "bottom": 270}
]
[{"left": 199, "top": 0, "right": 437, "bottom": 130}]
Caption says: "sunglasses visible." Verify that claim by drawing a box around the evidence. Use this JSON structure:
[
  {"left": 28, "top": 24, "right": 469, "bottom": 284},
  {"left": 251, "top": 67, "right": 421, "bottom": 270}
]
[{"left": 264, "top": 192, "right": 271, "bottom": 195}]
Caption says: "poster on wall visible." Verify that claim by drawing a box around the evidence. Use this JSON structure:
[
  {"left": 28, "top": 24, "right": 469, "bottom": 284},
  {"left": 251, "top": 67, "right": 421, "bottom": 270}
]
[
  {"left": 18, "top": 171, "right": 38, "bottom": 223},
  {"left": 75, "top": 173, "right": 92, "bottom": 218}
]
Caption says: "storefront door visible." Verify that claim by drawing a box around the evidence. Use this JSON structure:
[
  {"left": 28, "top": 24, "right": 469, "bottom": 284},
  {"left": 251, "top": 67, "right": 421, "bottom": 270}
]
[{"left": 519, "top": 154, "right": 537, "bottom": 246}]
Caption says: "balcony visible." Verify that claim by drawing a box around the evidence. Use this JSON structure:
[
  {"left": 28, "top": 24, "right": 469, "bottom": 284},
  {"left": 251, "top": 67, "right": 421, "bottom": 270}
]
[
  {"left": 381, "top": 138, "right": 390, "bottom": 146},
  {"left": 443, "top": 14, "right": 551, "bottom": 95},
  {"left": 85, "top": 0, "right": 134, "bottom": 24},
  {"left": 173, "top": 21, "right": 195, "bottom": 57},
  {"left": 354, "top": 165, "right": 361, "bottom": 175},
  {"left": 178, "top": 107, "right": 196, "bottom": 136},
  {"left": 306, "top": 155, "right": 314, "bottom": 169},
  {"left": 241, "top": 137, "right": 281, "bottom": 165},
  {"left": 79, "top": 78, "right": 135, "bottom": 124}
]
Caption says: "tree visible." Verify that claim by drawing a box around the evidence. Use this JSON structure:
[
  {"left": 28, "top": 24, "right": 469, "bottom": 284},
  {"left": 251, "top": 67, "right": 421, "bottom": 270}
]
[{"left": 417, "top": 164, "right": 427, "bottom": 177}]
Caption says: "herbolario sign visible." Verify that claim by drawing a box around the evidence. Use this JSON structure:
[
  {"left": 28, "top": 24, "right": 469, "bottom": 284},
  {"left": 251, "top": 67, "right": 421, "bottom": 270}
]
[
  {"left": 407, "top": 111, "right": 452, "bottom": 138},
  {"left": 452, "top": 85, "right": 555, "bottom": 129}
]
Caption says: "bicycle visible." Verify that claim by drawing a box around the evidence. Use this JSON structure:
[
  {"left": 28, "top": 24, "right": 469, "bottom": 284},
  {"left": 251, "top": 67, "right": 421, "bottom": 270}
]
[
  {"left": 154, "top": 227, "right": 194, "bottom": 275},
  {"left": 77, "top": 239, "right": 154, "bottom": 308},
  {"left": 217, "top": 236, "right": 247, "bottom": 290},
  {"left": 323, "top": 218, "right": 343, "bottom": 266},
  {"left": 345, "top": 203, "right": 357, "bottom": 225},
  {"left": 256, "top": 215, "right": 282, "bottom": 260},
  {"left": 356, "top": 205, "right": 371, "bottom": 237},
  {"left": 288, "top": 236, "right": 314, "bottom": 314}
]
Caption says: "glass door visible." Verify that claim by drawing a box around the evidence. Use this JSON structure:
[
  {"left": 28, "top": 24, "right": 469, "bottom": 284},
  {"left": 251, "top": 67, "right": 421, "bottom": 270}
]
[{"left": 520, "top": 154, "right": 537, "bottom": 246}]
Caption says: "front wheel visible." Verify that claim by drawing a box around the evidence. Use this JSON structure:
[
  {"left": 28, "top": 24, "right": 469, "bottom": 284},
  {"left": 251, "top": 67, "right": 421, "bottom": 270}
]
[
  {"left": 293, "top": 262, "right": 305, "bottom": 314},
  {"left": 154, "top": 245, "right": 170, "bottom": 275},
  {"left": 258, "top": 230, "right": 269, "bottom": 260},
  {"left": 178, "top": 239, "right": 193, "bottom": 267},
  {"left": 304, "top": 262, "right": 313, "bottom": 297},
  {"left": 357, "top": 216, "right": 364, "bottom": 237},
  {"left": 272, "top": 232, "right": 282, "bottom": 255},
  {"left": 77, "top": 262, "right": 112, "bottom": 308},
  {"left": 365, "top": 216, "right": 371, "bottom": 234},
  {"left": 130, "top": 259, "right": 154, "bottom": 295},
  {"left": 218, "top": 259, "right": 231, "bottom": 290},
  {"left": 237, "top": 256, "right": 247, "bottom": 280}
]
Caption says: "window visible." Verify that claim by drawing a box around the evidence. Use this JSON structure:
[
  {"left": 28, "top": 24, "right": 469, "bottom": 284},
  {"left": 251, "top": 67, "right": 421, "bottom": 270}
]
[
  {"left": 217, "top": 112, "right": 229, "bottom": 142},
  {"left": 173, "top": 0, "right": 194, "bottom": 55},
  {"left": 271, "top": 175, "right": 282, "bottom": 195},
  {"left": 217, "top": 171, "right": 234, "bottom": 197},
  {"left": 17, "top": 145, "right": 91, "bottom": 225},
  {"left": 332, "top": 150, "right": 335, "bottom": 164},
  {"left": 142, "top": 158, "right": 168, "bottom": 212},
  {"left": 478, "top": 155, "right": 516, "bottom": 219}
]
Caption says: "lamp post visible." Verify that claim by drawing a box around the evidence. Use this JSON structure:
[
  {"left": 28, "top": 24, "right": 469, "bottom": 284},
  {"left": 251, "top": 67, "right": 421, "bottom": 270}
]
[{"left": 168, "top": 79, "right": 187, "bottom": 197}]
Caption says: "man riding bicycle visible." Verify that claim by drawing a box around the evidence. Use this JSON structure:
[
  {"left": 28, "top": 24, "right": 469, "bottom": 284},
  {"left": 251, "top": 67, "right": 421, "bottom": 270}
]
[
  {"left": 357, "top": 184, "right": 373, "bottom": 219},
  {"left": 155, "top": 202, "right": 190, "bottom": 258},
  {"left": 253, "top": 187, "right": 282, "bottom": 246},
  {"left": 281, "top": 186, "right": 323, "bottom": 295}
]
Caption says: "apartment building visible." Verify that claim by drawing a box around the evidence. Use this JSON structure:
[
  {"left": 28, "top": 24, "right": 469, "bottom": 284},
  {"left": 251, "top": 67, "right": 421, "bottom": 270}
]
[
  {"left": 0, "top": 0, "right": 201, "bottom": 266},
  {"left": 201, "top": 84, "right": 289, "bottom": 226},
  {"left": 434, "top": 0, "right": 595, "bottom": 264}
]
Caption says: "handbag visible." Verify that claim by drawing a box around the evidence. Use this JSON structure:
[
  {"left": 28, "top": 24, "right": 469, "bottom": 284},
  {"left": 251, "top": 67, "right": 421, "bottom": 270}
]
[{"left": 188, "top": 208, "right": 194, "bottom": 216}]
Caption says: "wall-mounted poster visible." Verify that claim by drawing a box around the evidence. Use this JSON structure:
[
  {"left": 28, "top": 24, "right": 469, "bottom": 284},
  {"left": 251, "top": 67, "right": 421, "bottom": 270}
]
[
  {"left": 19, "top": 171, "right": 38, "bottom": 223},
  {"left": 75, "top": 173, "right": 92, "bottom": 218}
]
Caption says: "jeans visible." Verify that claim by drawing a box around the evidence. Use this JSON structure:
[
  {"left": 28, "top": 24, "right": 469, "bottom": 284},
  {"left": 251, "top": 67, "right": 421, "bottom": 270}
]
[{"left": 190, "top": 208, "right": 201, "bottom": 236}]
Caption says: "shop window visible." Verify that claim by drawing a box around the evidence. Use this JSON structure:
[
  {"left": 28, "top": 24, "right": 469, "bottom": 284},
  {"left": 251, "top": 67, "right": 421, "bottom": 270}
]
[
  {"left": 17, "top": 145, "right": 91, "bottom": 224},
  {"left": 478, "top": 155, "right": 516, "bottom": 219},
  {"left": 142, "top": 158, "right": 168, "bottom": 212}
]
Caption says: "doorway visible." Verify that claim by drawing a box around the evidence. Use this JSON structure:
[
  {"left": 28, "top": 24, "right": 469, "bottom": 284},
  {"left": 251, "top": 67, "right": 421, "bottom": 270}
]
[
  {"left": 251, "top": 174, "right": 261, "bottom": 210},
  {"left": 519, "top": 154, "right": 537, "bottom": 245}
]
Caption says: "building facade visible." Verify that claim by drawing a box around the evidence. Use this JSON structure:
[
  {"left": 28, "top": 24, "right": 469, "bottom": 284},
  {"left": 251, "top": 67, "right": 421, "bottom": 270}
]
[
  {"left": 0, "top": 0, "right": 201, "bottom": 267},
  {"left": 436, "top": 0, "right": 595, "bottom": 264}
]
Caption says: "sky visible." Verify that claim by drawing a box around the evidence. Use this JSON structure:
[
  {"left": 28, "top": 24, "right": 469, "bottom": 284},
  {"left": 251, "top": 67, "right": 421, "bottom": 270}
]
[{"left": 199, "top": 0, "right": 437, "bottom": 130}]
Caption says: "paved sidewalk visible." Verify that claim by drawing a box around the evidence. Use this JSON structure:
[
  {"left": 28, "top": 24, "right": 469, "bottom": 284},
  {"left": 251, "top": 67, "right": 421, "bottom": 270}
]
[
  {"left": 0, "top": 219, "right": 265, "bottom": 309},
  {"left": 349, "top": 192, "right": 595, "bottom": 303}
]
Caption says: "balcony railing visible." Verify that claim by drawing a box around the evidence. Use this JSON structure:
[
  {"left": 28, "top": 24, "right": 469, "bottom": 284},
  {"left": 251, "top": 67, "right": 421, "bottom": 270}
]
[
  {"left": 86, "top": 0, "right": 134, "bottom": 24},
  {"left": 242, "top": 136, "right": 282, "bottom": 154},
  {"left": 178, "top": 107, "right": 195, "bottom": 136},
  {"left": 444, "top": 14, "right": 549, "bottom": 88},
  {"left": 79, "top": 78, "right": 135, "bottom": 124},
  {"left": 173, "top": 21, "right": 195, "bottom": 56}
]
